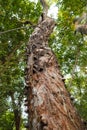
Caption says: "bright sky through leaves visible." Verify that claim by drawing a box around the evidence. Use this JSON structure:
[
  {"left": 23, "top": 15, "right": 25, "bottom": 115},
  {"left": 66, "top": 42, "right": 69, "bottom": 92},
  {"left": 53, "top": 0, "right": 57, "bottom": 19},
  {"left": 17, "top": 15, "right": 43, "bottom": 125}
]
[{"left": 30, "top": 0, "right": 58, "bottom": 18}]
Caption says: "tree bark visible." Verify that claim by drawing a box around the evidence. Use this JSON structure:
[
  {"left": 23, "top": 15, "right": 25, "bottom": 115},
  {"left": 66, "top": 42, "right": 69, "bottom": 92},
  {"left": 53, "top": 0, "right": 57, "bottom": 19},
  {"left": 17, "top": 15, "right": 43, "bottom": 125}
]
[{"left": 25, "top": 17, "right": 85, "bottom": 130}]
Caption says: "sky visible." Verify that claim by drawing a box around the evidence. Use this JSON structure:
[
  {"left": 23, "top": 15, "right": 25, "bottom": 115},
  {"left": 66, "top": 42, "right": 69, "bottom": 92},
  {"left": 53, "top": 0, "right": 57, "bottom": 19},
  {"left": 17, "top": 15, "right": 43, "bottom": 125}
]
[
  {"left": 30, "top": 0, "right": 58, "bottom": 19},
  {"left": 48, "top": 4, "right": 58, "bottom": 19}
]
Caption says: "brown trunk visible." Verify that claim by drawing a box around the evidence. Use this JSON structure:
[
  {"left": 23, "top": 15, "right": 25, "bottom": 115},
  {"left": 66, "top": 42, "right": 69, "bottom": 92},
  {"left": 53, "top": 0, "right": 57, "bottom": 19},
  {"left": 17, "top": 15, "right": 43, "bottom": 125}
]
[
  {"left": 14, "top": 109, "right": 21, "bottom": 130},
  {"left": 25, "top": 17, "right": 85, "bottom": 130},
  {"left": 10, "top": 92, "right": 21, "bottom": 130}
]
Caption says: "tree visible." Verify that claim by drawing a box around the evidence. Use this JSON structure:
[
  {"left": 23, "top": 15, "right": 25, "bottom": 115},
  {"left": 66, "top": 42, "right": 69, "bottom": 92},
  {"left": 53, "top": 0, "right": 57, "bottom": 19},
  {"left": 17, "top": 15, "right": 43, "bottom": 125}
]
[{"left": 24, "top": 6, "right": 86, "bottom": 130}]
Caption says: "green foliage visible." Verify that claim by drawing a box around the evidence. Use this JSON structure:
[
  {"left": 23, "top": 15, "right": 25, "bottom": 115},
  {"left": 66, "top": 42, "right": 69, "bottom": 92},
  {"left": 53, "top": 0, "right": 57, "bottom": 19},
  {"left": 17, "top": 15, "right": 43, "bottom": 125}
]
[
  {"left": 0, "top": 111, "right": 14, "bottom": 130},
  {"left": 49, "top": 0, "right": 87, "bottom": 121},
  {"left": 53, "top": 0, "right": 87, "bottom": 120},
  {"left": 0, "top": 0, "right": 41, "bottom": 129}
]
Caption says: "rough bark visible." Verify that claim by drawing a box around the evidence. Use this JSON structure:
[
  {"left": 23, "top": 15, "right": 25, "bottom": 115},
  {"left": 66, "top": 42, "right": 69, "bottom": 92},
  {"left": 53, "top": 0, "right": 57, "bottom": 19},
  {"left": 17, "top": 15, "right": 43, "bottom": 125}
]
[{"left": 24, "top": 17, "right": 85, "bottom": 130}]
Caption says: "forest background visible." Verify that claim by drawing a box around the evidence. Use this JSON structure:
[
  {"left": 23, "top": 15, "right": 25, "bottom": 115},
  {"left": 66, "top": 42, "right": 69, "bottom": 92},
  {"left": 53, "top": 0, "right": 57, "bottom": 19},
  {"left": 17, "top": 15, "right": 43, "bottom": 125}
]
[{"left": 0, "top": 0, "right": 87, "bottom": 129}]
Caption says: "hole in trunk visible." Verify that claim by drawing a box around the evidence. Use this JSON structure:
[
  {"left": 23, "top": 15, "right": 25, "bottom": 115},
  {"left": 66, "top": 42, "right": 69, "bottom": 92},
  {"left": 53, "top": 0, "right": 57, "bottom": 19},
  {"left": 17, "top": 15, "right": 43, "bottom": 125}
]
[{"left": 39, "top": 68, "right": 44, "bottom": 72}]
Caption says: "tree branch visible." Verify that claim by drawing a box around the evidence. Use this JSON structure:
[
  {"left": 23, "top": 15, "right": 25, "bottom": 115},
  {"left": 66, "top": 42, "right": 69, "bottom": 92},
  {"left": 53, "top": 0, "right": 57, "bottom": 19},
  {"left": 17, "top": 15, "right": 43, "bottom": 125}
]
[{"left": 0, "top": 24, "right": 36, "bottom": 35}]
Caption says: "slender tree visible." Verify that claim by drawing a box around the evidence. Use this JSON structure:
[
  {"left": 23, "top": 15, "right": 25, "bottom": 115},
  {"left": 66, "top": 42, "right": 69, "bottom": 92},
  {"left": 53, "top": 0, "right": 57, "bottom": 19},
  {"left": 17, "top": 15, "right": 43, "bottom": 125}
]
[{"left": 10, "top": 91, "right": 21, "bottom": 130}]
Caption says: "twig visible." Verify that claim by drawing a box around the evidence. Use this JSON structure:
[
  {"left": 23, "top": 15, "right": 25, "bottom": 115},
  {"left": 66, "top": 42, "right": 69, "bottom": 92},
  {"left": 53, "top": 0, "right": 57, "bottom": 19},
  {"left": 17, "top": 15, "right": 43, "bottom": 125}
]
[{"left": 0, "top": 25, "right": 36, "bottom": 35}]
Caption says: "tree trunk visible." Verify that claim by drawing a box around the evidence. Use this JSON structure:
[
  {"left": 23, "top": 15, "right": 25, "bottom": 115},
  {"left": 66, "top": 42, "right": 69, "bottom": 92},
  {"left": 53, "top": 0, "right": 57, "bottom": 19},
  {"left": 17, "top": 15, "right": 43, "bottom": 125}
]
[
  {"left": 14, "top": 109, "right": 21, "bottom": 130},
  {"left": 25, "top": 17, "right": 85, "bottom": 130},
  {"left": 10, "top": 92, "right": 21, "bottom": 130}
]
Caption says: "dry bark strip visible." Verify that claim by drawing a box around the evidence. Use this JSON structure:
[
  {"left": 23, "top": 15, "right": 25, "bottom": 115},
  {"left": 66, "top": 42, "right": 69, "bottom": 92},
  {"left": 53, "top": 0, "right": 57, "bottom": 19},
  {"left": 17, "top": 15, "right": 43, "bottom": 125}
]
[{"left": 24, "top": 17, "right": 85, "bottom": 130}]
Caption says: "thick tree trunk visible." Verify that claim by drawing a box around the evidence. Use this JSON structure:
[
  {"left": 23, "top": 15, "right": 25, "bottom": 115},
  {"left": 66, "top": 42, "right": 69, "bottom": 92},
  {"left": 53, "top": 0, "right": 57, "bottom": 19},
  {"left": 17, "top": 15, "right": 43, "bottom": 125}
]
[{"left": 25, "top": 17, "right": 85, "bottom": 130}]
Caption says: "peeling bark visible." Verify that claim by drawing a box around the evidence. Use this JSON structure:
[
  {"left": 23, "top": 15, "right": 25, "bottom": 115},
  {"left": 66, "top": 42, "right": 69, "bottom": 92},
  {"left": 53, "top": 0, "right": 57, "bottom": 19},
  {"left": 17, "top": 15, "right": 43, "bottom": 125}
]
[{"left": 24, "top": 17, "right": 85, "bottom": 130}]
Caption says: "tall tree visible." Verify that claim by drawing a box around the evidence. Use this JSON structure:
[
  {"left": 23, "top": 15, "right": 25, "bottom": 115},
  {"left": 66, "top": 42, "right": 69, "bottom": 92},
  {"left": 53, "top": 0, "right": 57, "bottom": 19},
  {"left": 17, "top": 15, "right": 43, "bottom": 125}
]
[{"left": 24, "top": 1, "right": 86, "bottom": 129}]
